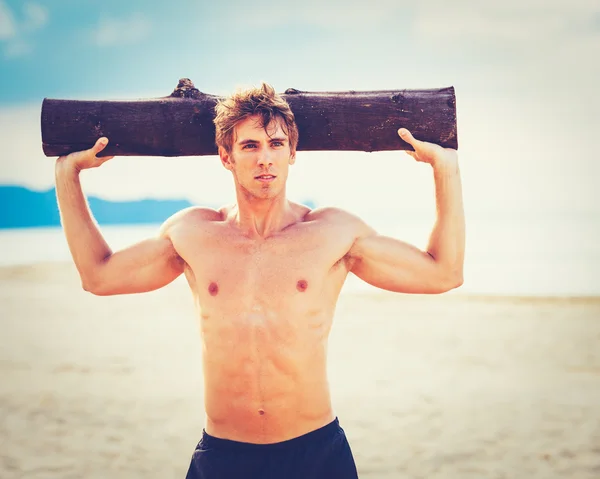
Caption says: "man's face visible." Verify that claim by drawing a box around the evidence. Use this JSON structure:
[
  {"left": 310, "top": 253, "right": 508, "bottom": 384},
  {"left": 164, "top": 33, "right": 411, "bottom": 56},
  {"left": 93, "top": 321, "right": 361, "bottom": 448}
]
[{"left": 220, "top": 115, "right": 296, "bottom": 200}]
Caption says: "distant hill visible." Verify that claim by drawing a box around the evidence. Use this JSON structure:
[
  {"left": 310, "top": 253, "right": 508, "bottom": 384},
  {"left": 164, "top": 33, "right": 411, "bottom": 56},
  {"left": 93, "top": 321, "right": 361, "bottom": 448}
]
[
  {"left": 0, "top": 185, "right": 195, "bottom": 229},
  {"left": 0, "top": 186, "right": 317, "bottom": 229}
]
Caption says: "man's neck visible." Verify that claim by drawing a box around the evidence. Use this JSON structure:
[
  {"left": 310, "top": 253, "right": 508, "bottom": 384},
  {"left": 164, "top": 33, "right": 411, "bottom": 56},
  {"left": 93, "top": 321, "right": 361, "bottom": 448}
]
[{"left": 232, "top": 188, "right": 296, "bottom": 238}]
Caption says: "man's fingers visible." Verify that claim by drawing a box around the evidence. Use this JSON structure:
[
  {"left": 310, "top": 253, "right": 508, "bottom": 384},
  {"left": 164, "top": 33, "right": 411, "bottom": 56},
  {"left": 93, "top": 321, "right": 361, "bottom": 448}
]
[
  {"left": 398, "top": 128, "right": 421, "bottom": 149},
  {"left": 92, "top": 137, "right": 109, "bottom": 156},
  {"left": 399, "top": 129, "right": 419, "bottom": 159}
]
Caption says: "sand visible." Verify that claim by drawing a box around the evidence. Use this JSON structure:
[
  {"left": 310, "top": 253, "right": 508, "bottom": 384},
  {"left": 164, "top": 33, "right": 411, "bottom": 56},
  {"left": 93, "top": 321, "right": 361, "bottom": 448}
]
[{"left": 1, "top": 262, "right": 599, "bottom": 478}]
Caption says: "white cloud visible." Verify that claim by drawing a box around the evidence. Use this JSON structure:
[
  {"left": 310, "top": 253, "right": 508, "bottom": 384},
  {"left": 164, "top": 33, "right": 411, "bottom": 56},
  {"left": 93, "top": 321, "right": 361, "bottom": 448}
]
[
  {"left": 413, "top": 1, "right": 599, "bottom": 45},
  {"left": 228, "top": 0, "right": 598, "bottom": 31},
  {"left": 0, "top": 1, "right": 48, "bottom": 58},
  {"left": 230, "top": 0, "right": 403, "bottom": 28},
  {"left": 0, "top": 0, "right": 16, "bottom": 39},
  {"left": 92, "top": 13, "right": 151, "bottom": 47},
  {"left": 23, "top": 2, "right": 48, "bottom": 31},
  {"left": 408, "top": 0, "right": 600, "bottom": 109},
  {"left": 4, "top": 39, "right": 32, "bottom": 58}
]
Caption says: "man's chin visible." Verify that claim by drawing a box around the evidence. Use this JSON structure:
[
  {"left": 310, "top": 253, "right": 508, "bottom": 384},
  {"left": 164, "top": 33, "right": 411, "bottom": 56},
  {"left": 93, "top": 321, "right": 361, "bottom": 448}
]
[
  {"left": 257, "top": 190, "right": 278, "bottom": 200},
  {"left": 239, "top": 182, "right": 283, "bottom": 201},
  {"left": 242, "top": 187, "right": 275, "bottom": 200}
]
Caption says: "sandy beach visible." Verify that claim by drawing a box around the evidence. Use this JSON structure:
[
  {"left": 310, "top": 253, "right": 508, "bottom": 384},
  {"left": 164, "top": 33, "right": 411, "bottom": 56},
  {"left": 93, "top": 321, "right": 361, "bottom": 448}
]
[{"left": 1, "top": 261, "right": 599, "bottom": 478}]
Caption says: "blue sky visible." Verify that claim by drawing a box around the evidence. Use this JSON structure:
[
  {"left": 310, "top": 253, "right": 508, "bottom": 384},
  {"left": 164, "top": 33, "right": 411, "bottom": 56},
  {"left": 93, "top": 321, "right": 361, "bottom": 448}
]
[
  {"left": 1, "top": 0, "right": 598, "bottom": 103},
  {"left": 1, "top": 0, "right": 425, "bottom": 103},
  {"left": 1, "top": 0, "right": 598, "bottom": 217}
]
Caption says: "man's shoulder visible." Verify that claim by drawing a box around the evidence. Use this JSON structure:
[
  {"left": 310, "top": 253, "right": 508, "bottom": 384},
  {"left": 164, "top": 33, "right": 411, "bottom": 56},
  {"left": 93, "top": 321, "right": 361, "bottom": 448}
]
[
  {"left": 304, "top": 206, "right": 364, "bottom": 226},
  {"left": 304, "top": 206, "right": 375, "bottom": 246},
  {"left": 159, "top": 206, "right": 224, "bottom": 235},
  {"left": 171, "top": 206, "right": 224, "bottom": 223}
]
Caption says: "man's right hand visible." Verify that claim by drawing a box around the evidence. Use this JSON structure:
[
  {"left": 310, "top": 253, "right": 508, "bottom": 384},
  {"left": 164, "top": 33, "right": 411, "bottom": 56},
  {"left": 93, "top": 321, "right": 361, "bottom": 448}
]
[{"left": 56, "top": 137, "right": 114, "bottom": 172}]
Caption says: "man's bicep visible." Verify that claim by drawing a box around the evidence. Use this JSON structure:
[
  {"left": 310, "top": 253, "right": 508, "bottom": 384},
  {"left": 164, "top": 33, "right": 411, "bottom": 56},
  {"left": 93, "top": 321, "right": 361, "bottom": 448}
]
[
  {"left": 348, "top": 233, "right": 448, "bottom": 294},
  {"left": 320, "top": 207, "right": 446, "bottom": 292},
  {"left": 86, "top": 236, "right": 184, "bottom": 296}
]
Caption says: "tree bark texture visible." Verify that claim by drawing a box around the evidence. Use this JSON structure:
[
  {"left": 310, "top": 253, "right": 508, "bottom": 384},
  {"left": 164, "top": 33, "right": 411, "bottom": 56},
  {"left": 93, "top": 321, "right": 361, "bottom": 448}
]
[{"left": 41, "top": 79, "right": 458, "bottom": 157}]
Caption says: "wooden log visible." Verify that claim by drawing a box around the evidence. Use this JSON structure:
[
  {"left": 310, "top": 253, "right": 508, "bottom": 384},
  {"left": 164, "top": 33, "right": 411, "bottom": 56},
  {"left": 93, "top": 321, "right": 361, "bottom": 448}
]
[{"left": 41, "top": 79, "right": 458, "bottom": 157}]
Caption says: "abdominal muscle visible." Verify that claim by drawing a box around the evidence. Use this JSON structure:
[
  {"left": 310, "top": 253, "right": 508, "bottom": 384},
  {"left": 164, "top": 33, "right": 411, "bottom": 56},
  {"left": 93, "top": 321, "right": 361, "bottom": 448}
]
[{"left": 199, "top": 304, "right": 336, "bottom": 444}]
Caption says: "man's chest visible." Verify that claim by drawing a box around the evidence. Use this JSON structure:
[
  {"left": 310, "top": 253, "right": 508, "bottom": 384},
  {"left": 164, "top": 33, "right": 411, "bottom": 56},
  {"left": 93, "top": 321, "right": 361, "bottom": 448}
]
[{"left": 174, "top": 223, "right": 353, "bottom": 303}]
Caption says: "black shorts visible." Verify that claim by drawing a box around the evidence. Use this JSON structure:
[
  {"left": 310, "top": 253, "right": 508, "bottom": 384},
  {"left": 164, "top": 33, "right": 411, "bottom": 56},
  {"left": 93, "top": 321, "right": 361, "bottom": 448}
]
[{"left": 185, "top": 417, "right": 359, "bottom": 479}]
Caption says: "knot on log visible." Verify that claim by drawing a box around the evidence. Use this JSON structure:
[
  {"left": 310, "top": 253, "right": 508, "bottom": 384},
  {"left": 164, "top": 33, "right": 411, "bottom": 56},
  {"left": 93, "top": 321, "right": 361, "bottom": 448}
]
[{"left": 170, "top": 78, "right": 202, "bottom": 99}]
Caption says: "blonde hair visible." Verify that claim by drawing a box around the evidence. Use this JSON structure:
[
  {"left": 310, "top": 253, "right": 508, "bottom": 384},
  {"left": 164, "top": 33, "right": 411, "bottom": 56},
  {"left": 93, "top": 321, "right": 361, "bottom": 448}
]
[{"left": 214, "top": 83, "right": 299, "bottom": 155}]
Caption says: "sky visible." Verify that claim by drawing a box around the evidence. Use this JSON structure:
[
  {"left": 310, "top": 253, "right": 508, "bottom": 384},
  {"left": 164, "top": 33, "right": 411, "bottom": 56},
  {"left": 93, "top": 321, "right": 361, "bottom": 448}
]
[{"left": 0, "top": 0, "right": 599, "bottom": 293}]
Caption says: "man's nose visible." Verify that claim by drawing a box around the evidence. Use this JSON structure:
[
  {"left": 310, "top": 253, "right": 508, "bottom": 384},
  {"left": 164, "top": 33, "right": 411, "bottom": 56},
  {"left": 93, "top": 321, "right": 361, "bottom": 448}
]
[{"left": 257, "top": 148, "right": 273, "bottom": 167}]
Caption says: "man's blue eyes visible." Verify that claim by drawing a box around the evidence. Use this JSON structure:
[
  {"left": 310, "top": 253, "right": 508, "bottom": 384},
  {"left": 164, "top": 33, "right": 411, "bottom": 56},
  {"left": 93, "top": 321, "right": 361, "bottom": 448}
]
[{"left": 242, "top": 142, "right": 284, "bottom": 149}]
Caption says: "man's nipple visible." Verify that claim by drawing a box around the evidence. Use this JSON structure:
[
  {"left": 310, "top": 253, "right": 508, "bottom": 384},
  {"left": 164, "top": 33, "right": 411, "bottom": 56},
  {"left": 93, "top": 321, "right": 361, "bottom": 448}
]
[
  {"left": 208, "top": 282, "right": 219, "bottom": 296},
  {"left": 296, "top": 279, "right": 308, "bottom": 292}
]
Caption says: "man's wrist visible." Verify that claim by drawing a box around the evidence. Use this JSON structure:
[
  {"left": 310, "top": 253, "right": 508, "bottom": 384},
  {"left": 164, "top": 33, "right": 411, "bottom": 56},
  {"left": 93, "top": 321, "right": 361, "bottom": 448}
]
[
  {"left": 431, "top": 155, "right": 459, "bottom": 175},
  {"left": 55, "top": 156, "right": 82, "bottom": 178}
]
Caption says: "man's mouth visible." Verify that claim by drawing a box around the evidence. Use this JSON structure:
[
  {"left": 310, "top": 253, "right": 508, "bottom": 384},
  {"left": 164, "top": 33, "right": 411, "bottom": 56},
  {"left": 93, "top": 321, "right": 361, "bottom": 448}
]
[{"left": 255, "top": 175, "right": 276, "bottom": 182}]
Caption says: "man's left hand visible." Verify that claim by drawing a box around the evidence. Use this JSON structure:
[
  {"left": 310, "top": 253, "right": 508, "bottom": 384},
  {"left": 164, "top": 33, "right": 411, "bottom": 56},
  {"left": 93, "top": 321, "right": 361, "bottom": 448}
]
[{"left": 398, "top": 128, "right": 458, "bottom": 169}]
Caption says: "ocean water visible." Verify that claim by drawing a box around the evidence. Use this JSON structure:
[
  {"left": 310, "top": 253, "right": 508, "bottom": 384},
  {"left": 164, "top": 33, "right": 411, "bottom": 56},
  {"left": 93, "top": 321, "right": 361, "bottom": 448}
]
[{"left": 1, "top": 213, "right": 598, "bottom": 297}]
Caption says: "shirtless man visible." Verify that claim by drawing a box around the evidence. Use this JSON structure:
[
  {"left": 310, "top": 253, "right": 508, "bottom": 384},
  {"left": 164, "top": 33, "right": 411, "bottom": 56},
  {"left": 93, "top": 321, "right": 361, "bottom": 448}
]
[{"left": 55, "top": 83, "right": 465, "bottom": 478}]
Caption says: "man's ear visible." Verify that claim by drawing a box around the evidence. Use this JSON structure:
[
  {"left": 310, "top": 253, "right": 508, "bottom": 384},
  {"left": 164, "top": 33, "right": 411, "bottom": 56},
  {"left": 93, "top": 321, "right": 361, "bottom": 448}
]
[
  {"left": 219, "top": 146, "right": 234, "bottom": 170},
  {"left": 289, "top": 151, "right": 296, "bottom": 165}
]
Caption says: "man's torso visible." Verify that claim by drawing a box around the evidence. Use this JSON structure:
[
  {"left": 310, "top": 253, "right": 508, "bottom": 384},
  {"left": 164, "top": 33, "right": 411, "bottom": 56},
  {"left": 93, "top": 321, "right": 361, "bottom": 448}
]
[{"left": 168, "top": 203, "right": 360, "bottom": 443}]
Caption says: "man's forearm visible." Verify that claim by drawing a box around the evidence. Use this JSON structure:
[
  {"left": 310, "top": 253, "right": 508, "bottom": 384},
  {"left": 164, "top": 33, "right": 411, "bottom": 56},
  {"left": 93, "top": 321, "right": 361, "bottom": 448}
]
[
  {"left": 426, "top": 159, "right": 465, "bottom": 282},
  {"left": 55, "top": 160, "right": 112, "bottom": 285}
]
